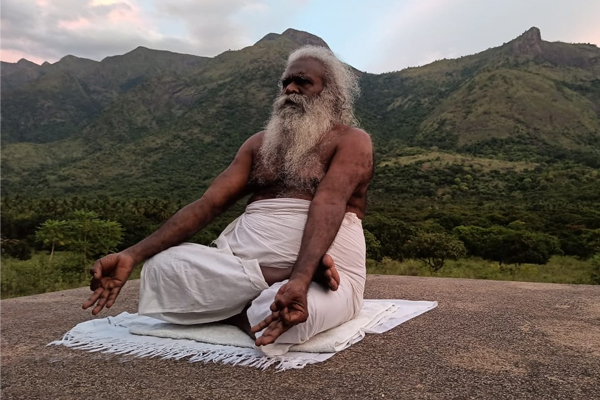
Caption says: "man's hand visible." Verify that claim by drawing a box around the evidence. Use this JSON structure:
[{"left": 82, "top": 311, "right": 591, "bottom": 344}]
[
  {"left": 251, "top": 279, "right": 309, "bottom": 346},
  {"left": 82, "top": 252, "right": 135, "bottom": 315}
]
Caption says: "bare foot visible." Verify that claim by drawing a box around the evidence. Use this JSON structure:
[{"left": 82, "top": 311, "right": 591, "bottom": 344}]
[
  {"left": 314, "top": 254, "right": 340, "bottom": 291},
  {"left": 261, "top": 254, "right": 340, "bottom": 289},
  {"left": 223, "top": 304, "right": 255, "bottom": 339}
]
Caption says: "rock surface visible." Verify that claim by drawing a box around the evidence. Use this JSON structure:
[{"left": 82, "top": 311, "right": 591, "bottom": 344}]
[
  {"left": 511, "top": 27, "right": 543, "bottom": 56},
  {"left": 2, "top": 275, "right": 599, "bottom": 399}
]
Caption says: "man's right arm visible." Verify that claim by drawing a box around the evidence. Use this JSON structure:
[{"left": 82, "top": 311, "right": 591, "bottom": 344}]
[
  {"left": 124, "top": 134, "right": 258, "bottom": 265},
  {"left": 82, "top": 133, "right": 260, "bottom": 315}
]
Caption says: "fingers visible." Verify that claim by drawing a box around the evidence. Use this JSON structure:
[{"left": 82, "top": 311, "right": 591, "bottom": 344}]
[
  {"left": 283, "top": 308, "right": 308, "bottom": 325},
  {"left": 82, "top": 277, "right": 116, "bottom": 315},
  {"left": 92, "top": 285, "right": 111, "bottom": 315},
  {"left": 250, "top": 313, "right": 274, "bottom": 333},
  {"left": 90, "top": 259, "right": 103, "bottom": 280},
  {"left": 251, "top": 319, "right": 269, "bottom": 334},
  {"left": 254, "top": 310, "right": 301, "bottom": 346},
  {"left": 273, "top": 289, "right": 295, "bottom": 311},
  {"left": 88, "top": 258, "right": 107, "bottom": 291},
  {"left": 82, "top": 287, "right": 103, "bottom": 310},
  {"left": 90, "top": 278, "right": 101, "bottom": 291},
  {"left": 84, "top": 254, "right": 130, "bottom": 314},
  {"left": 253, "top": 306, "right": 308, "bottom": 346},
  {"left": 105, "top": 286, "right": 122, "bottom": 309},
  {"left": 255, "top": 320, "right": 287, "bottom": 346},
  {"left": 252, "top": 295, "right": 285, "bottom": 333},
  {"left": 252, "top": 282, "right": 310, "bottom": 346},
  {"left": 279, "top": 305, "right": 290, "bottom": 324}
]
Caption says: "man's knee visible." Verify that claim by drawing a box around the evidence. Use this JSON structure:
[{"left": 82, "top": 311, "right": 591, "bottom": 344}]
[
  {"left": 141, "top": 248, "right": 181, "bottom": 286},
  {"left": 248, "top": 281, "right": 355, "bottom": 345},
  {"left": 143, "top": 246, "right": 184, "bottom": 271}
]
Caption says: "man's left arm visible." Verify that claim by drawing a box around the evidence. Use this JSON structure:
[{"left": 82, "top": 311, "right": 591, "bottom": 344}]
[
  {"left": 252, "top": 128, "right": 373, "bottom": 345},
  {"left": 290, "top": 129, "right": 373, "bottom": 286}
]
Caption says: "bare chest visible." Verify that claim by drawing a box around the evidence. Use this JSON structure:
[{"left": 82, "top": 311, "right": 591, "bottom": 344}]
[{"left": 249, "top": 141, "right": 336, "bottom": 198}]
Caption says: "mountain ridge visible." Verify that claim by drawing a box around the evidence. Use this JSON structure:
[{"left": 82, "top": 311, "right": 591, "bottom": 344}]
[{"left": 1, "top": 27, "right": 599, "bottom": 199}]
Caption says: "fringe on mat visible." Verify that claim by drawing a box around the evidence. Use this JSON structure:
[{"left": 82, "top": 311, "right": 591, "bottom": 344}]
[{"left": 48, "top": 331, "right": 312, "bottom": 371}]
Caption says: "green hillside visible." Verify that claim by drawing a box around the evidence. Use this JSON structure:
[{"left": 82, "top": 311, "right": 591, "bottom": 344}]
[
  {"left": 2, "top": 28, "right": 600, "bottom": 293},
  {"left": 1, "top": 29, "right": 323, "bottom": 198},
  {"left": 359, "top": 28, "right": 600, "bottom": 158},
  {"left": 2, "top": 27, "right": 599, "bottom": 199}
]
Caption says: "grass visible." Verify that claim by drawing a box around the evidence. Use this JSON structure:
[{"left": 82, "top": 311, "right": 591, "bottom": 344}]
[
  {"left": 367, "top": 256, "right": 596, "bottom": 285},
  {"left": 379, "top": 150, "right": 538, "bottom": 172},
  {"left": 2, "top": 253, "right": 596, "bottom": 299},
  {"left": 1, "top": 251, "right": 142, "bottom": 299}
]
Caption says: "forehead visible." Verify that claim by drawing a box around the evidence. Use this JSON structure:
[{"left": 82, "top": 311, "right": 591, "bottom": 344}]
[{"left": 283, "top": 57, "right": 326, "bottom": 79}]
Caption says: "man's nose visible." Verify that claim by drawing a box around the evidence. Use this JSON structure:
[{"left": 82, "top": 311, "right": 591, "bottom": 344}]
[{"left": 284, "top": 83, "right": 300, "bottom": 95}]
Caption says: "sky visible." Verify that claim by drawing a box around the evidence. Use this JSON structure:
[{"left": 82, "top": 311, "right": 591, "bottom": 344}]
[{"left": 1, "top": 0, "right": 599, "bottom": 73}]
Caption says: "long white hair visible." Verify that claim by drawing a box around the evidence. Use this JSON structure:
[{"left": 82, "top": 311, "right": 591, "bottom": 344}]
[
  {"left": 259, "top": 46, "right": 361, "bottom": 192},
  {"left": 286, "top": 45, "right": 360, "bottom": 127}
]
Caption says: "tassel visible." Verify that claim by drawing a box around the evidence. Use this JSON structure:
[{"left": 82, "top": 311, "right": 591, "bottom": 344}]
[{"left": 49, "top": 332, "right": 320, "bottom": 371}]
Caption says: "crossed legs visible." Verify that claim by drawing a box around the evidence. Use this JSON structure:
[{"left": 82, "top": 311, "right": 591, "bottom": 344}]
[{"left": 224, "top": 254, "right": 340, "bottom": 338}]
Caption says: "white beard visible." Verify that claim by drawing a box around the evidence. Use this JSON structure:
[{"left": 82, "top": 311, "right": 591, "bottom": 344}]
[{"left": 259, "top": 90, "right": 338, "bottom": 191}]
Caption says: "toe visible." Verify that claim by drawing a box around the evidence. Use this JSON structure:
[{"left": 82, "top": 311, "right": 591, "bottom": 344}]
[
  {"left": 329, "top": 279, "right": 339, "bottom": 291},
  {"left": 330, "top": 272, "right": 340, "bottom": 290}
]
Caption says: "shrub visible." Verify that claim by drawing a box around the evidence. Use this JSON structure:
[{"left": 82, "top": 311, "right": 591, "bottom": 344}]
[
  {"left": 0, "top": 239, "right": 33, "bottom": 260},
  {"left": 364, "top": 229, "right": 382, "bottom": 261},
  {"left": 590, "top": 254, "right": 600, "bottom": 285}
]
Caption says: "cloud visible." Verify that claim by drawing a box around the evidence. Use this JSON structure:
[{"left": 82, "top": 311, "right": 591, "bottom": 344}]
[
  {"left": 0, "top": 0, "right": 285, "bottom": 64},
  {"left": 3, "top": 0, "right": 597, "bottom": 72},
  {"left": 153, "top": 0, "right": 263, "bottom": 55}
]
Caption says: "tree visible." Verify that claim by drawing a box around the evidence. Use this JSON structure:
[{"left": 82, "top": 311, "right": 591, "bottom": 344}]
[
  {"left": 453, "top": 225, "right": 562, "bottom": 265},
  {"left": 33, "top": 211, "right": 123, "bottom": 271},
  {"left": 66, "top": 210, "right": 123, "bottom": 266},
  {"left": 560, "top": 227, "right": 600, "bottom": 259},
  {"left": 453, "top": 225, "right": 497, "bottom": 259},
  {"left": 363, "top": 215, "right": 416, "bottom": 261},
  {"left": 35, "top": 219, "right": 69, "bottom": 265},
  {"left": 507, "top": 220, "right": 527, "bottom": 230},
  {"left": 500, "top": 230, "right": 562, "bottom": 265},
  {"left": 406, "top": 232, "right": 467, "bottom": 271}
]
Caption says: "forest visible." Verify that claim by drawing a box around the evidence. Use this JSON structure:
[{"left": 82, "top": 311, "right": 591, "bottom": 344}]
[{"left": 2, "top": 146, "right": 599, "bottom": 298}]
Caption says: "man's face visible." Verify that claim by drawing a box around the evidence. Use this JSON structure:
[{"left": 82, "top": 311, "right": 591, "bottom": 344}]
[
  {"left": 280, "top": 58, "right": 325, "bottom": 99},
  {"left": 261, "top": 56, "right": 337, "bottom": 190}
]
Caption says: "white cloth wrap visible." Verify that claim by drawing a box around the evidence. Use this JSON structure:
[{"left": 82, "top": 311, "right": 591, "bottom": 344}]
[{"left": 138, "top": 198, "right": 366, "bottom": 351}]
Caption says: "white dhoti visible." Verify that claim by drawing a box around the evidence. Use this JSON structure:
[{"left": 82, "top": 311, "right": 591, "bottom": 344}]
[{"left": 139, "top": 198, "right": 366, "bottom": 352}]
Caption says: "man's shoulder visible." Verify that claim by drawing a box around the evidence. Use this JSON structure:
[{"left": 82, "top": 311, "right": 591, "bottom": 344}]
[
  {"left": 249, "top": 131, "right": 267, "bottom": 142},
  {"left": 241, "top": 131, "right": 266, "bottom": 152},
  {"left": 333, "top": 125, "right": 372, "bottom": 148}
]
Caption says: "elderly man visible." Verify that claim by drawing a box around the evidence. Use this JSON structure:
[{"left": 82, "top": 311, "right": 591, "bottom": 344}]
[{"left": 82, "top": 45, "right": 373, "bottom": 353}]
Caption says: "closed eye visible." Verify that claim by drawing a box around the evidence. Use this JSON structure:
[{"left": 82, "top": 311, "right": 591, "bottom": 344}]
[{"left": 280, "top": 76, "right": 312, "bottom": 87}]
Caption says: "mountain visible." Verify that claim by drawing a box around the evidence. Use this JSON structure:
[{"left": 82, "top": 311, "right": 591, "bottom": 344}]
[
  {"left": 1, "top": 27, "right": 599, "bottom": 200},
  {"left": 1, "top": 48, "right": 208, "bottom": 143},
  {"left": 1, "top": 58, "right": 44, "bottom": 92},
  {"left": 358, "top": 27, "right": 600, "bottom": 153}
]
